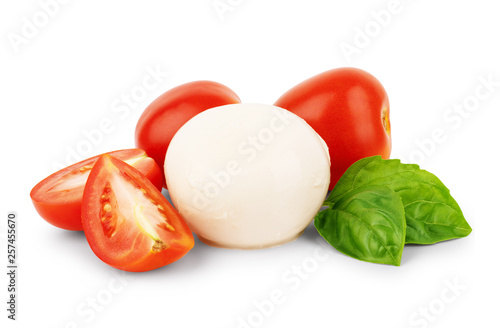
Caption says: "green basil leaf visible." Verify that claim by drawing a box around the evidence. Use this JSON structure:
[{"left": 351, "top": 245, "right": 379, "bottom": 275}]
[
  {"left": 315, "top": 185, "right": 406, "bottom": 266},
  {"left": 327, "top": 156, "right": 472, "bottom": 244}
]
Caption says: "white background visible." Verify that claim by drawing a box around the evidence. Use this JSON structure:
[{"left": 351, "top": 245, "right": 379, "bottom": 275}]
[{"left": 1, "top": 0, "right": 498, "bottom": 327}]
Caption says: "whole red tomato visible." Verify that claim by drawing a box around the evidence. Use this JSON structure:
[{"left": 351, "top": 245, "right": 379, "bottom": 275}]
[
  {"left": 135, "top": 80, "right": 240, "bottom": 184},
  {"left": 275, "top": 67, "right": 391, "bottom": 190}
]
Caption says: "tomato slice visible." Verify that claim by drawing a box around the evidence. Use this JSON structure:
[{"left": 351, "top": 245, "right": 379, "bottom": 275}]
[
  {"left": 30, "top": 149, "right": 164, "bottom": 231},
  {"left": 82, "top": 154, "right": 194, "bottom": 272}
]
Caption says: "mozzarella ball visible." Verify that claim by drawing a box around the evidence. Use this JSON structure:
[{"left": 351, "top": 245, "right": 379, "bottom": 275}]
[{"left": 165, "top": 103, "right": 330, "bottom": 249}]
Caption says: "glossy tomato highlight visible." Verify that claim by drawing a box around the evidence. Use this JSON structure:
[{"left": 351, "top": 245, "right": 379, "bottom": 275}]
[
  {"left": 30, "top": 149, "right": 163, "bottom": 231},
  {"left": 82, "top": 155, "right": 194, "bottom": 272},
  {"left": 135, "top": 80, "right": 240, "bottom": 185},
  {"left": 275, "top": 67, "right": 391, "bottom": 190}
]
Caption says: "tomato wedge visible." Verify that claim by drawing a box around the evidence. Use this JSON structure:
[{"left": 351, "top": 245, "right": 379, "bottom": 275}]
[
  {"left": 82, "top": 154, "right": 194, "bottom": 272},
  {"left": 30, "top": 149, "right": 163, "bottom": 231}
]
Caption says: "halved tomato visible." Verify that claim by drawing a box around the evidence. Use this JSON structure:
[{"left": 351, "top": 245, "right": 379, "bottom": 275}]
[
  {"left": 30, "top": 149, "right": 163, "bottom": 231},
  {"left": 82, "top": 154, "right": 194, "bottom": 272}
]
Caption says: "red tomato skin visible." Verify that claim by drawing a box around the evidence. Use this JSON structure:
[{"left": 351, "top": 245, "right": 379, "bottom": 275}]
[
  {"left": 274, "top": 67, "right": 391, "bottom": 190},
  {"left": 135, "top": 80, "right": 240, "bottom": 185},
  {"left": 82, "top": 155, "right": 194, "bottom": 272},
  {"left": 31, "top": 198, "right": 82, "bottom": 232},
  {"left": 30, "top": 149, "right": 163, "bottom": 231},
  {"left": 130, "top": 156, "right": 164, "bottom": 190}
]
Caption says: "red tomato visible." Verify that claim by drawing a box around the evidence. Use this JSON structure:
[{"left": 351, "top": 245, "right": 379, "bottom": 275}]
[
  {"left": 274, "top": 67, "right": 391, "bottom": 190},
  {"left": 30, "top": 149, "right": 163, "bottom": 231},
  {"left": 135, "top": 80, "right": 240, "bottom": 186},
  {"left": 82, "top": 154, "right": 194, "bottom": 272}
]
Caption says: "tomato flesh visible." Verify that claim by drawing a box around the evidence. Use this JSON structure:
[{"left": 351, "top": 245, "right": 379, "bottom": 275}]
[
  {"left": 274, "top": 67, "right": 391, "bottom": 190},
  {"left": 135, "top": 80, "right": 240, "bottom": 187},
  {"left": 30, "top": 149, "right": 164, "bottom": 231},
  {"left": 82, "top": 154, "right": 194, "bottom": 272}
]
